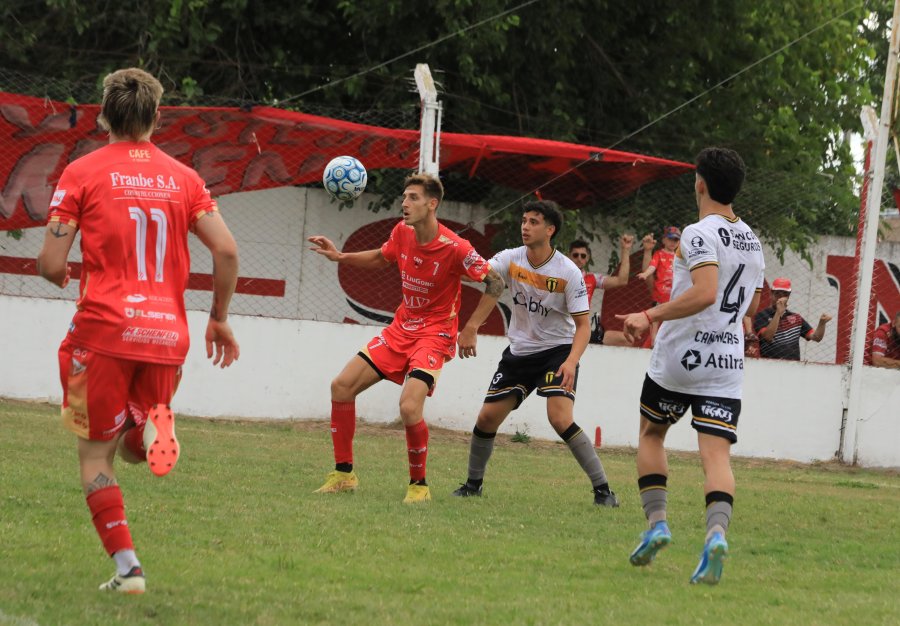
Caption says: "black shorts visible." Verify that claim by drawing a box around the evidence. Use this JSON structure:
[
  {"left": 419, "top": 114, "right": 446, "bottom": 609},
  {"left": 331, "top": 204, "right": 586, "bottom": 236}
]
[
  {"left": 484, "top": 344, "right": 576, "bottom": 410},
  {"left": 639, "top": 374, "right": 740, "bottom": 443}
]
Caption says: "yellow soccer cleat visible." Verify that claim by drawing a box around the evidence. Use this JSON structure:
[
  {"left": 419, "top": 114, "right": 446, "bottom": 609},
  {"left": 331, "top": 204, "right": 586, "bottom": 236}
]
[
  {"left": 403, "top": 483, "right": 431, "bottom": 504},
  {"left": 314, "top": 470, "right": 359, "bottom": 494}
]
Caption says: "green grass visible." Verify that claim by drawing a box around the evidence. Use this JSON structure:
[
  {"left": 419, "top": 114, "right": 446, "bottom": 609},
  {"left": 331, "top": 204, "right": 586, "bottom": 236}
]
[{"left": 1, "top": 398, "right": 898, "bottom": 625}]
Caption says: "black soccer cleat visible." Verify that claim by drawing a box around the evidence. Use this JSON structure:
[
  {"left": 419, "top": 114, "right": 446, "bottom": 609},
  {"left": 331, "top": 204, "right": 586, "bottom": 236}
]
[
  {"left": 593, "top": 488, "right": 620, "bottom": 508},
  {"left": 451, "top": 482, "right": 483, "bottom": 497}
]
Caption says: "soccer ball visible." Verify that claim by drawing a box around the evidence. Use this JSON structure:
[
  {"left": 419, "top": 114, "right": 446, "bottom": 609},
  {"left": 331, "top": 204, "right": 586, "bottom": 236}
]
[{"left": 323, "top": 156, "right": 367, "bottom": 201}]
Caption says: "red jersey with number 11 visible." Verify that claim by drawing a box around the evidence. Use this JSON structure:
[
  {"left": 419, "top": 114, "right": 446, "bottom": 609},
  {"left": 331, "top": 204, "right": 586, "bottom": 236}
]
[{"left": 47, "top": 142, "right": 217, "bottom": 364}]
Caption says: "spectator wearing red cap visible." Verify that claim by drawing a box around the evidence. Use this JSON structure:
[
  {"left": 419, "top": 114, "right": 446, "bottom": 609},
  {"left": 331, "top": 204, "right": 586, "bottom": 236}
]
[
  {"left": 753, "top": 277, "right": 832, "bottom": 360},
  {"left": 866, "top": 311, "right": 900, "bottom": 368}
]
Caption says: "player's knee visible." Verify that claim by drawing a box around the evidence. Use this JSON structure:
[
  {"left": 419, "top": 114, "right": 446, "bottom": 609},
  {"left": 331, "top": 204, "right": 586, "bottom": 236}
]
[
  {"left": 330, "top": 376, "right": 355, "bottom": 401},
  {"left": 398, "top": 397, "right": 423, "bottom": 424}
]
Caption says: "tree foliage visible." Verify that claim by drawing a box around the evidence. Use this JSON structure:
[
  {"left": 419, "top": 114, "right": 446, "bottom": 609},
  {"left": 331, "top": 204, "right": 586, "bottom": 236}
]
[{"left": 1, "top": 0, "right": 893, "bottom": 253}]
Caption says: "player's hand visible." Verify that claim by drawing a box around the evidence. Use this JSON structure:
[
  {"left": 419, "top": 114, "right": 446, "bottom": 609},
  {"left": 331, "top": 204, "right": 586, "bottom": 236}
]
[
  {"left": 555, "top": 360, "right": 578, "bottom": 392},
  {"left": 642, "top": 233, "right": 656, "bottom": 251},
  {"left": 820, "top": 313, "right": 832, "bottom": 324},
  {"left": 206, "top": 319, "right": 240, "bottom": 368},
  {"left": 615, "top": 311, "right": 651, "bottom": 345},
  {"left": 620, "top": 234, "right": 634, "bottom": 252},
  {"left": 775, "top": 297, "right": 787, "bottom": 314},
  {"left": 458, "top": 326, "right": 478, "bottom": 358},
  {"left": 307, "top": 235, "right": 341, "bottom": 262},
  {"left": 636, "top": 271, "right": 648, "bottom": 281},
  {"left": 60, "top": 265, "right": 72, "bottom": 289}
]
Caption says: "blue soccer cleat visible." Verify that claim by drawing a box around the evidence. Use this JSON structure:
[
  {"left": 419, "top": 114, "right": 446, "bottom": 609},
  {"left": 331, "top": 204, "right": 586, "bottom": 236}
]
[
  {"left": 629, "top": 520, "right": 672, "bottom": 566},
  {"left": 690, "top": 532, "right": 728, "bottom": 585}
]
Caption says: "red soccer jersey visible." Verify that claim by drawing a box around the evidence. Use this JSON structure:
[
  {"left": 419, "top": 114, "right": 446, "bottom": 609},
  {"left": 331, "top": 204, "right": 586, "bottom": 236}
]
[
  {"left": 48, "top": 142, "right": 217, "bottom": 364},
  {"left": 583, "top": 271, "right": 606, "bottom": 306},
  {"left": 380, "top": 221, "right": 490, "bottom": 338},
  {"left": 649, "top": 249, "right": 675, "bottom": 303},
  {"left": 867, "top": 322, "right": 900, "bottom": 364}
]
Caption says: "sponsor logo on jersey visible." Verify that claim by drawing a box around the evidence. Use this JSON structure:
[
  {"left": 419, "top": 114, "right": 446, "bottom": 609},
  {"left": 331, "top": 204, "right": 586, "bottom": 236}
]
[
  {"left": 694, "top": 330, "right": 740, "bottom": 345},
  {"left": 513, "top": 291, "right": 550, "bottom": 316},
  {"left": 113, "top": 409, "right": 127, "bottom": 426},
  {"left": 50, "top": 189, "right": 66, "bottom": 206},
  {"left": 704, "top": 353, "right": 744, "bottom": 370},
  {"left": 690, "top": 236, "right": 704, "bottom": 248},
  {"left": 699, "top": 402, "right": 734, "bottom": 423},
  {"left": 718, "top": 227, "right": 731, "bottom": 247},
  {"left": 121, "top": 327, "right": 179, "bottom": 347},
  {"left": 414, "top": 256, "right": 423, "bottom": 267},
  {"left": 462, "top": 248, "right": 484, "bottom": 271},
  {"left": 124, "top": 307, "right": 177, "bottom": 322},
  {"left": 109, "top": 172, "right": 181, "bottom": 191},
  {"left": 124, "top": 294, "right": 148, "bottom": 303},
  {"left": 402, "top": 294, "right": 431, "bottom": 309},
  {"left": 401, "top": 317, "right": 424, "bottom": 332},
  {"left": 427, "top": 355, "right": 437, "bottom": 368},
  {"left": 128, "top": 148, "right": 152, "bottom": 160},
  {"left": 546, "top": 277, "right": 559, "bottom": 292},
  {"left": 681, "top": 349, "right": 702, "bottom": 371}
]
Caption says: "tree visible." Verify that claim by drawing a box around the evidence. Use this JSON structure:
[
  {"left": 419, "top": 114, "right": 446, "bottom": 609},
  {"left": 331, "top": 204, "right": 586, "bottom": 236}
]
[{"left": 1, "top": 0, "right": 891, "bottom": 253}]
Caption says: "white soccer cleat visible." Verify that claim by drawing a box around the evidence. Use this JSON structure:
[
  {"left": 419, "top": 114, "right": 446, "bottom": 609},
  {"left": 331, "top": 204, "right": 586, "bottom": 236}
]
[{"left": 99, "top": 566, "right": 145, "bottom": 594}]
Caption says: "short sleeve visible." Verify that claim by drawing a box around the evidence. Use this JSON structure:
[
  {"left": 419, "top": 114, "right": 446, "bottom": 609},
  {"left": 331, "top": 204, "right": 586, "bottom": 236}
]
[
  {"left": 871, "top": 327, "right": 888, "bottom": 357},
  {"left": 47, "top": 166, "right": 83, "bottom": 227},
  {"left": 457, "top": 239, "right": 490, "bottom": 282},
  {"left": 592, "top": 272, "right": 606, "bottom": 289},
  {"left": 800, "top": 316, "right": 815, "bottom": 339},
  {"left": 488, "top": 249, "right": 511, "bottom": 283},
  {"left": 649, "top": 250, "right": 662, "bottom": 269},
  {"left": 380, "top": 222, "right": 404, "bottom": 264},
  {"left": 754, "top": 309, "right": 772, "bottom": 335},
  {"left": 188, "top": 175, "right": 218, "bottom": 225},
  {"left": 680, "top": 224, "right": 718, "bottom": 271},
  {"left": 566, "top": 266, "right": 590, "bottom": 316}
]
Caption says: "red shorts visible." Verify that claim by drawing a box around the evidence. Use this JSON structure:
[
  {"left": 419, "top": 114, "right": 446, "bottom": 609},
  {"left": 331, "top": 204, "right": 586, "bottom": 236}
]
[
  {"left": 360, "top": 325, "right": 455, "bottom": 396},
  {"left": 58, "top": 340, "right": 181, "bottom": 441}
]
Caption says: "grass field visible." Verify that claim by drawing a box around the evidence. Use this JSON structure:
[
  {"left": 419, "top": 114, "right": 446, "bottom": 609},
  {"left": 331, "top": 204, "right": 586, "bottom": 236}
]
[{"left": 1, "top": 398, "right": 898, "bottom": 625}]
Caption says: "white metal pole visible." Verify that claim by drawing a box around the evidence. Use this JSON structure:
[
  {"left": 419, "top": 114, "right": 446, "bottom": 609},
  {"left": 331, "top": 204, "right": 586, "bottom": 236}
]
[
  {"left": 842, "top": 0, "right": 900, "bottom": 464},
  {"left": 414, "top": 64, "right": 441, "bottom": 176}
]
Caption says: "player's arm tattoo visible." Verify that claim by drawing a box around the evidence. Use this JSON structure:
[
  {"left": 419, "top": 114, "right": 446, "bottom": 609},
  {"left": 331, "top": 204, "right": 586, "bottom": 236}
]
[
  {"left": 85, "top": 472, "right": 117, "bottom": 494},
  {"left": 50, "top": 222, "right": 69, "bottom": 238},
  {"left": 483, "top": 269, "right": 504, "bottom": 297}
]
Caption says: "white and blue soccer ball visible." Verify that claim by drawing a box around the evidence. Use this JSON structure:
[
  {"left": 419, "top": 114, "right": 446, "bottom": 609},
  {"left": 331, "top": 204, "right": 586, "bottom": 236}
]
[{"left": 323, "top": 156, "right": 367, "bottom": 201}]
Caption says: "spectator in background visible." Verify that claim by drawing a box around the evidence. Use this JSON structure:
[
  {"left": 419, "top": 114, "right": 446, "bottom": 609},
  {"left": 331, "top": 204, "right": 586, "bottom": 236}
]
[
  {"left": 568, "top": 236, "right": 634, "bottom": 345},
  {"left": 867, "top": 311, "right": 900, "bottom": 369},
  {"left": 754, "top": 277, "right": 831, "bottom": 360},
  {"left": 637, "top": 226, "right": 681, "bottom": 346}
]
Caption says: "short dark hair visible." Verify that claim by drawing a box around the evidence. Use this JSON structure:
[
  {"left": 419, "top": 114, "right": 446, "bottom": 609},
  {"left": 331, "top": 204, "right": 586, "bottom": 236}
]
[
  {"left": 523, "top": 200, "right": 563, "bottom": 240},
  {"left": 695, "top": 147, "right": 746, "bottom": 205},
  {"left": 569, "top": 239, "right": 590, "bottom": 254},
  {"left": 403, "top": 173, "right": 444, "bottom": 204}
]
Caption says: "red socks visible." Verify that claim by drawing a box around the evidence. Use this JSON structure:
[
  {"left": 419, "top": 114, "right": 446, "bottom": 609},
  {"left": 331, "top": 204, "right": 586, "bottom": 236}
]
[
  {"left": 86, "top": 485, "right": 134, "bottom": 556},
  {"left": 405, "top": 420, "right": 429, "bottom": 482},
  {"left": 331, "top": 401, "right": 356, "bottom": 466}
]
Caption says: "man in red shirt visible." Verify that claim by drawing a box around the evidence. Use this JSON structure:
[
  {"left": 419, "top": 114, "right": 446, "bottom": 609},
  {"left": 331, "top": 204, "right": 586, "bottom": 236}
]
[
  {"left": 37, "top": 68, "right": 240, "bottom": 594},
  {"left": 867, "top": 311, "right": 900, "bottom": 368},
  {"left": 308, "top": 174, "right": 503, "bottom": 503}
]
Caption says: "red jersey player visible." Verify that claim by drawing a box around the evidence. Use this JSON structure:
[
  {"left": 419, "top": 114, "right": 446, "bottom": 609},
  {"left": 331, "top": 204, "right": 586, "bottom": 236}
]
[
  {"left": 308, "top": 173, "right": 503, "bottom": 503},
  {"left": 37, "top": 68, "right": 240, "bottom": 594}
]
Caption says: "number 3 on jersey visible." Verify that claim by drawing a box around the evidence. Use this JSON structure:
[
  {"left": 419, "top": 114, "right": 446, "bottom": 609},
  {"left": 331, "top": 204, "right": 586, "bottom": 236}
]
[{"left": 129, "top": 207, "right": 168, "bottom": 282}]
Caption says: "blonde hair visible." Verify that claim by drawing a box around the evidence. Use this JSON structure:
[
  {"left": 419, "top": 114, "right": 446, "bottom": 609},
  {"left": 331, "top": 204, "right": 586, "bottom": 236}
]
[{"left": 98, "top": 68, "right": 163, "bottom": 140}]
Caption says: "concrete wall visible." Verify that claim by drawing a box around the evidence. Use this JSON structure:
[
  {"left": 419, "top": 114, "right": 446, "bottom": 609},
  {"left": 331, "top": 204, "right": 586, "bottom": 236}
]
[{"left": 5, "top": 293, "right": 895, "bottom": 468}]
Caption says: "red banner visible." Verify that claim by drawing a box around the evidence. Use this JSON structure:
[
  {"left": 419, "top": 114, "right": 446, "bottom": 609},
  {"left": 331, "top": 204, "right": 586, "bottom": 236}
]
[{"left": 0, "top": 92, "right": 692, "bottom": 231}]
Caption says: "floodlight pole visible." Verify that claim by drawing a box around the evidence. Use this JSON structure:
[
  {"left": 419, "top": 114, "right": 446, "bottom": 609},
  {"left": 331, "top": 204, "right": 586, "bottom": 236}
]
[
  {"left": 414, "top": 64, "right": 442, "bottom": 176},
  {"left": 842, "top": 0, "right": 900, "bottom": 464}
]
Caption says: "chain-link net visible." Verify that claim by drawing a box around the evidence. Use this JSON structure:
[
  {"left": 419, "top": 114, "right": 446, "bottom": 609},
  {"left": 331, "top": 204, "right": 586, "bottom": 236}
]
[{"left": 2, "top": 67, "right": 898, "bottom": 366}]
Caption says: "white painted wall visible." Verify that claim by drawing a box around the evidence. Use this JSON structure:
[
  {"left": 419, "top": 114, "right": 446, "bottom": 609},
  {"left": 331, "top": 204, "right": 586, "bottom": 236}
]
[{"left": 4, "top": 294, "right": 893, "bottom": 467}]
